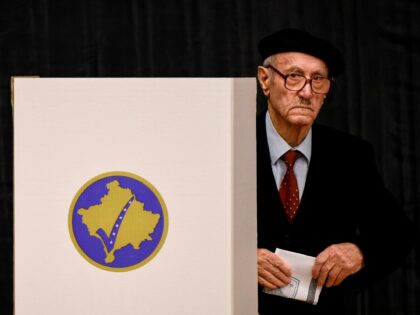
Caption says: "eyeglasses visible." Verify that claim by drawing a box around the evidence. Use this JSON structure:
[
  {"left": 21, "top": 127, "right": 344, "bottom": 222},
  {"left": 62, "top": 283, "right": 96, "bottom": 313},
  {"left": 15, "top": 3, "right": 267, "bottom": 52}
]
[{"left": 265, "top": 65, "right": 333, "bottom": 94}]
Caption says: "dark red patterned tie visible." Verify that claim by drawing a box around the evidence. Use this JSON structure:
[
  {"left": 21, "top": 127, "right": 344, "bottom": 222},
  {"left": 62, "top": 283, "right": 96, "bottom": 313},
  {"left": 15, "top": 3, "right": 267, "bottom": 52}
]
[{"left": 279, "top": 150, "right": 300, "bottom": 222}]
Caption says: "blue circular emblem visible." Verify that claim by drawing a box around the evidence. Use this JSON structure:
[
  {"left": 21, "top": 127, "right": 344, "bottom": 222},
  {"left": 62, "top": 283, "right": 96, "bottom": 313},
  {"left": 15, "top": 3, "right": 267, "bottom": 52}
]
[{"left": 69, "top": 172, "right": 168, "bottom": 271}]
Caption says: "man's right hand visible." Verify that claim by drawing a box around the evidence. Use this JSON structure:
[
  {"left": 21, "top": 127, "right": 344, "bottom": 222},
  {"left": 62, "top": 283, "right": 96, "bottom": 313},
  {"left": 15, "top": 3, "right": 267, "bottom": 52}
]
[{"left": 257, "top": 248, "right": 292, "bottom": 290}]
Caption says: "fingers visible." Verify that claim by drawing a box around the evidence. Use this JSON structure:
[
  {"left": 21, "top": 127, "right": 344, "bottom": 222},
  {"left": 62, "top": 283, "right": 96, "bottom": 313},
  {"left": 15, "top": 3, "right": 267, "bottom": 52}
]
[
  {"left": 312, "top": 250, "right": 329, "bottom": 280},
  {"left": 257, "top": 248, "right": 292, "bottom": 289},
  {"left": 333, "top": 270, "right": 347, "bottom": 287},
  {"left": 324, "top": 265, "right": 341, "bottom": 287},
  {"left": 315, "top": 261, "right": 335, "bottom": 287},
  {"left": 312, "top": 243, "right": 364, "bottom": 288},
  {"left": 258, "top": 268, "right": 290, "bottom": 289}
]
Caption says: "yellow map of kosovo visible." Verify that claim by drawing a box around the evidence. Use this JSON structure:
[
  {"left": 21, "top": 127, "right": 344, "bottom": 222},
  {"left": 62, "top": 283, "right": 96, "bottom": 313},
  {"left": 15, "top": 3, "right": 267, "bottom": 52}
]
[{"left": 78, "top": 180, "right": 160, "bottom": 263}]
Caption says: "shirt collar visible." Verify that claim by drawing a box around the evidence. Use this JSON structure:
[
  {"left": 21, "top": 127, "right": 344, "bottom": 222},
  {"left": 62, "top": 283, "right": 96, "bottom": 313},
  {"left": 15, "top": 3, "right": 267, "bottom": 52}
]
[{"left": 265, "top": 111, "right": 312, "bottom": 165}]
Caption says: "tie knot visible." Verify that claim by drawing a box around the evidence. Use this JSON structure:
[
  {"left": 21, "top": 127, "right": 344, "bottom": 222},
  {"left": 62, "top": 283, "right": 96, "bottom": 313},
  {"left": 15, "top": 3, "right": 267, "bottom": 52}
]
[{"left": 281, "top": 150, "right": 299, "bottom": 167}]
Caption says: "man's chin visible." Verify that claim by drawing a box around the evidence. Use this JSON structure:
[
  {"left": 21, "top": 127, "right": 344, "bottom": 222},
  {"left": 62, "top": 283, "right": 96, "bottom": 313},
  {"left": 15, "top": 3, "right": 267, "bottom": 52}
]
[{"left": 289, "top": 115, "right": 315, "bottom": 126}]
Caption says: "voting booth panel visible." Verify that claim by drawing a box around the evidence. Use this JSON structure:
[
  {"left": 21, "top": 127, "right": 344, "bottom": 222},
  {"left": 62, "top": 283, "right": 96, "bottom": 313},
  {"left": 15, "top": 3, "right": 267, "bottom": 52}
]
[{"left": 13, "top": 78, "right": 257, "bottom": 315}]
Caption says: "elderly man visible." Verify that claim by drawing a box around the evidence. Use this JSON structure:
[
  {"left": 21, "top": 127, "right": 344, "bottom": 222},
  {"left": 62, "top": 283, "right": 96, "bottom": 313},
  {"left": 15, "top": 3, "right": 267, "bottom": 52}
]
[{"left": 256, "top": 28, "right": 415, "bottom": 314}]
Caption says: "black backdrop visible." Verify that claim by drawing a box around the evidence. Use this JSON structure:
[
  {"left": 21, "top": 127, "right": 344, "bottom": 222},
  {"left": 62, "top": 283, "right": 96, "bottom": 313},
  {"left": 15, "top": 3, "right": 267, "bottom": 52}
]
[{"left": 0, "top": 1, "right": 419, "bottom": 314}]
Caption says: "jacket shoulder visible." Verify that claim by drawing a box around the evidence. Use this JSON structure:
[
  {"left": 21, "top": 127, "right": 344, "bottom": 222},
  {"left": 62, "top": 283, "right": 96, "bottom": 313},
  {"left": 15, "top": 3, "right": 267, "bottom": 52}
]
[{"left": 312, "top": 123, "right": 373, "bottom": 152}]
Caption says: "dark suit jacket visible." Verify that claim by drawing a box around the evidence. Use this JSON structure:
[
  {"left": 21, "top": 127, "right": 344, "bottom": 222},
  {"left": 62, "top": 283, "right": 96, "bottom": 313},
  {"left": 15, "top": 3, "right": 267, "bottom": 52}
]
[{"left": 257, "top": 113, "right": 415, "bottom": 315}]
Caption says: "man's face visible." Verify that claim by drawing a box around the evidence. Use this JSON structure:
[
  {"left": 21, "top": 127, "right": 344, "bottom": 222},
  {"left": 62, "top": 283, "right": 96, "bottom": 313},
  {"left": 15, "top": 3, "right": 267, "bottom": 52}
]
[{"left": 258, "top": 52, "right": 329, "bottom": 128}]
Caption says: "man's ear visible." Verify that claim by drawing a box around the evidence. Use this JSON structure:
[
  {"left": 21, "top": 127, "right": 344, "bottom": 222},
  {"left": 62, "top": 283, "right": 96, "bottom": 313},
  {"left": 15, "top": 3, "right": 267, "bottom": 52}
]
[{"left": 258, "top": 66, "right": 271, "bottom": 96}]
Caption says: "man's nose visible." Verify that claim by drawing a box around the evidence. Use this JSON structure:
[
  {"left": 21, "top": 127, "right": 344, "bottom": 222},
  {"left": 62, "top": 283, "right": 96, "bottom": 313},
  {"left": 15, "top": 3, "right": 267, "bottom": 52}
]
[{"left": 298, "top": 81, "right": 313, "bottom": 98}]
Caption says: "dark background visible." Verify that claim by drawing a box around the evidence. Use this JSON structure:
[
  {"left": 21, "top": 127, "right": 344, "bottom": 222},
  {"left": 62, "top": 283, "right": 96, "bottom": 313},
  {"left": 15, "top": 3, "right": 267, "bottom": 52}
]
[{"left": 0, "top": 1, "right": 419, "bottom": 314}]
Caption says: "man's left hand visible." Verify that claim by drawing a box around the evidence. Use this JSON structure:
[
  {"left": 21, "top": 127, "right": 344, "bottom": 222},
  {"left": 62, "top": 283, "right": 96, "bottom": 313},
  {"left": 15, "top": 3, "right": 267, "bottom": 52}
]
[{"left": 312, "top": 242, "right": 364, "bottom": 287}]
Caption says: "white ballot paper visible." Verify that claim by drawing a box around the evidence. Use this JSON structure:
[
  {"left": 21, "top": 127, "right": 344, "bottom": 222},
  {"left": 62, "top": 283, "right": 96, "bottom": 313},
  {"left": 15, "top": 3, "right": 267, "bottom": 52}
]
[{"left": 263, "top": 248, "right": 323, "bottom": 305}]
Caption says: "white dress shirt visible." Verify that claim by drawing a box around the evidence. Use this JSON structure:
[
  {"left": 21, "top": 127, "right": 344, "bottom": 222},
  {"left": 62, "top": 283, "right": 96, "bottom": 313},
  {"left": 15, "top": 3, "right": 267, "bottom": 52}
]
[{"left": 265, "top": 112, "right": 312, "bottom": 199}]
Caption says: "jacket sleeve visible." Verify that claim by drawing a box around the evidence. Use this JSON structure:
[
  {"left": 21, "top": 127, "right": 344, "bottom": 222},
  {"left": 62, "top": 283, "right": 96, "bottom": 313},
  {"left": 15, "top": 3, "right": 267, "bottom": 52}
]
[{"left": 351, "top": 141, "right": 416, "bottom": 284}]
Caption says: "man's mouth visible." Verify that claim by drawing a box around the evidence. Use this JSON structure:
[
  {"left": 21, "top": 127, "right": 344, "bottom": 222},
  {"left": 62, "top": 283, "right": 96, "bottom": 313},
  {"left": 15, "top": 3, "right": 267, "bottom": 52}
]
[{"left": 290, "top": 106, "right": 314, "bottom": 112}]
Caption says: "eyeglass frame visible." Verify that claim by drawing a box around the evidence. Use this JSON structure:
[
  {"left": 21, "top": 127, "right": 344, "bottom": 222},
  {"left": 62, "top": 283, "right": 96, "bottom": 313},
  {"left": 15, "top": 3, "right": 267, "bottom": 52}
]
[{"left": 264, "top": 64, "right": 334, "bottom": 94}]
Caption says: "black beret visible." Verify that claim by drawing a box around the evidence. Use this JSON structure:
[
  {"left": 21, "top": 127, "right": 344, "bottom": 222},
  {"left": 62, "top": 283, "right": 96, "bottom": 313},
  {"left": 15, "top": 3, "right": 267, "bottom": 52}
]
[{"left": 258, "top": 28, "right": 345, "bottom": 77}]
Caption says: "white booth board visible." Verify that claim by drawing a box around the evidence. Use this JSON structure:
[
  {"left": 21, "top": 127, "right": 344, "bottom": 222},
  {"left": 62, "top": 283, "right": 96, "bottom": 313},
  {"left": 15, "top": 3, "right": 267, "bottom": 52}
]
[{"left": 13, "top": 78, "right": 257, "bottom": 315}]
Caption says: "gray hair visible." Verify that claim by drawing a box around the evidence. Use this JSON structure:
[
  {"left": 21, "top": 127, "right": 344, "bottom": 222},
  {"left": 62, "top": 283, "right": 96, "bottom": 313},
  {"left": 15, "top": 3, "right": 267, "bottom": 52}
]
[{"left": 262, "top": 55, "right": 274, "bottom": 67}]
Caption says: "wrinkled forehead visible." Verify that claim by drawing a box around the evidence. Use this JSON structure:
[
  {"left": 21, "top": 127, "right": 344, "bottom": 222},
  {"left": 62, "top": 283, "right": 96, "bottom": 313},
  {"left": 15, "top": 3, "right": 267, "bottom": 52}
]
[{"left": 273, "top": 52, "right": 329, "bottom": 75}]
